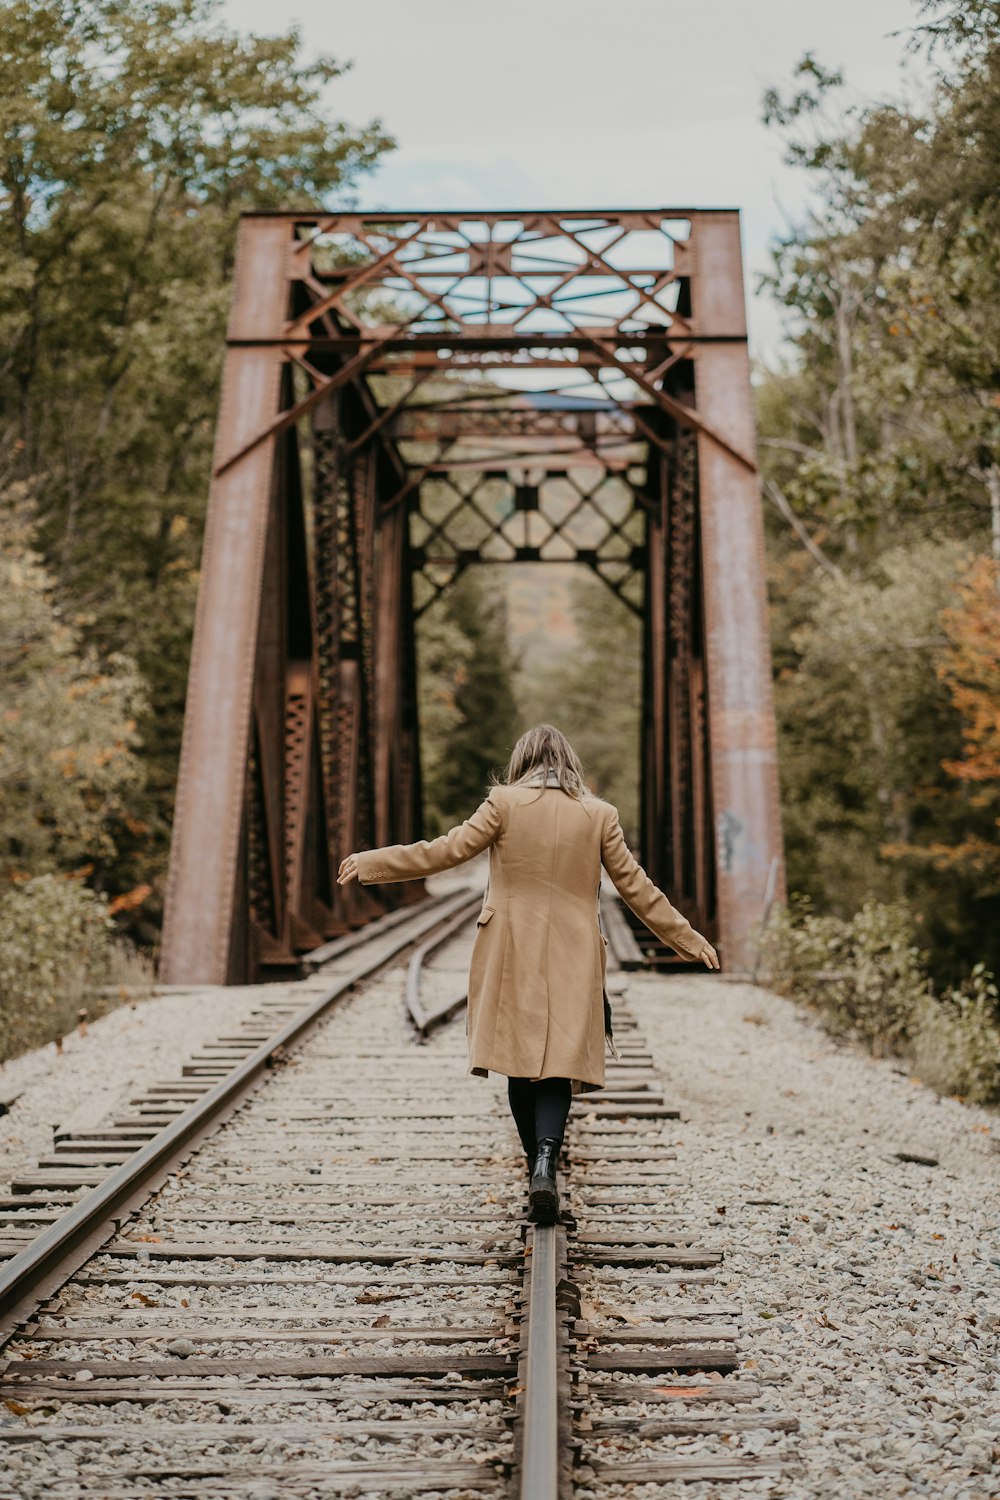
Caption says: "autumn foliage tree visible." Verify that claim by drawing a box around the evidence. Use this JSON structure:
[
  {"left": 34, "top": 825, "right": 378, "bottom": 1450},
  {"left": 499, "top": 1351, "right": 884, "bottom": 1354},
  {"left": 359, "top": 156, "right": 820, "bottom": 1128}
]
[
  {"left": 908, "top": 555, "right": 1000, "bottom": 884},
  {"left": 939, "top": 558, "right": 1000, "bottom": 786},
  {"left": 0, "top": 487, "right": 144, "bottom": 882},
  {"left": 0, "top": 488, "right": 149, "bottom": 1060}
]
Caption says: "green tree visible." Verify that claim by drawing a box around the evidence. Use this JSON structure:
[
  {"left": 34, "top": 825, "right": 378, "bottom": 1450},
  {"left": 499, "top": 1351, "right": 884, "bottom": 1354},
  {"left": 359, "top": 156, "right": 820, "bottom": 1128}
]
[
  {"left": 758, "top": 2, "right": 1000, "bottom": 979},
  {"left": 517, "top": 572, "right": 641, "bottom": 836},
  {"left": 0, "top": 0, "right": 394, "bottom": 904},
  {"left": 417, "top": 570, "right": 521, "bottom": 834}
]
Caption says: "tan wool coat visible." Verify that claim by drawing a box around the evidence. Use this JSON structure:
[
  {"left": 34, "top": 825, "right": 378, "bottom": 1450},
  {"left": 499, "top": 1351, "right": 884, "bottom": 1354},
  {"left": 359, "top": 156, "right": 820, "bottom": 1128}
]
[{"left": 356, "top": 780, "right": 708, "bottom": 1092}]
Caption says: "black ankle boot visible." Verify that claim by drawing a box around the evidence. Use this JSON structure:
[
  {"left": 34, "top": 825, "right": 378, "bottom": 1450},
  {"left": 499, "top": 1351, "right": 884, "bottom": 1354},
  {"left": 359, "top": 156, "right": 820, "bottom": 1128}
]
[{"left": 528, "top": 1137, "right": 560, "bottom": 1224}]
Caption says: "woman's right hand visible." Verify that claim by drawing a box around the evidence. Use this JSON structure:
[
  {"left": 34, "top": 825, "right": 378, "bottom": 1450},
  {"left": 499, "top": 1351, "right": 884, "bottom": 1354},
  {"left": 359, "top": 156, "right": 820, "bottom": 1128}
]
[{"left": 699, "top": 942, "right": 720, "bottom": 970}]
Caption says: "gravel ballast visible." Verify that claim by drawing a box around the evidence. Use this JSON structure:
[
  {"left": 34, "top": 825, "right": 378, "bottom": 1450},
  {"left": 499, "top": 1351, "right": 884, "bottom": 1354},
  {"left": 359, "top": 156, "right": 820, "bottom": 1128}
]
[
  {"left": 1, "top": 931, "right": 997, "bottom": 1498},
  {"left": 0, "top": 986, "right": 273, "bottom": 1194},
  {"left": 606, "top": 972, "right": 999, "bottom": 1500},
  {"left": 0, "top": 944, "right": 519, "bottom": 1499}
]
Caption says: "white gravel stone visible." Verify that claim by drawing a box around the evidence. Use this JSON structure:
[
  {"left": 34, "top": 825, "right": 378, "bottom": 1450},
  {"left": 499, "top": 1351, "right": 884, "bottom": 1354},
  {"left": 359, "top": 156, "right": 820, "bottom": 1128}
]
[
  {"left": 0, "top": 985, "right": 265, "bottom": 1191},
  {"left": 600, "top": 972, "right": 1000, "bottom": 1500}
]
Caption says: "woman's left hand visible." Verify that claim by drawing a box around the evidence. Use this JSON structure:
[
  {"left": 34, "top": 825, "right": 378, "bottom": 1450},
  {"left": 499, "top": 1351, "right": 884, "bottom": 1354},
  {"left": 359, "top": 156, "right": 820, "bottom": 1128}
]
[{"left": 337, "top": 854, "right": 360, "bottom": 886}]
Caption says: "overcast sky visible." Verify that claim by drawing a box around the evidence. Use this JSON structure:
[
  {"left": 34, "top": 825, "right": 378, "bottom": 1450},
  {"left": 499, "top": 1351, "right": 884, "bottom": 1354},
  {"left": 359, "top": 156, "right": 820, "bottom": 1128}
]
[{"left": 221, "top": 0, "right": 928, "bottom": 361}]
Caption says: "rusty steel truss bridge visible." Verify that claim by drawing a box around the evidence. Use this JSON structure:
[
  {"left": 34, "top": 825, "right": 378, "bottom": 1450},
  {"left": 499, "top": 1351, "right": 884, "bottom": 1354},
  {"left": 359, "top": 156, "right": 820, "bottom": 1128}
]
[{"left": 160, "top": 208, "right": 784, "bottom": 984}]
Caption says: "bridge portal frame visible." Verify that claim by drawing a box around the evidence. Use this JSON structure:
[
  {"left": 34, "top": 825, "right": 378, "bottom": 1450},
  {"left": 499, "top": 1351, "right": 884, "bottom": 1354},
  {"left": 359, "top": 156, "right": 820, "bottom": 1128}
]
[{"left": 160, "top": 208, "right": 784, "bottom": 983}]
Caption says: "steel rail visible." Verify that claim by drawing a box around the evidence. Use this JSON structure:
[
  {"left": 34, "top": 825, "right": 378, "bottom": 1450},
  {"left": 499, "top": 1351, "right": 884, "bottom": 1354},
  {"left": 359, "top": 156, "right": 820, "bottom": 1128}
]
[
  {"left": 0, "top": 888, "right": 478, "bottom": 1344},
  {"left": 405, "top": 894, "right": 565, "bottom": 1493},
  {"left": 299, "top": 888, "right": 461, "bottom": 973},
  {"left": 519, "top": 1225, "right": 560, "bottom": 1499},
  {"left": 405, "top": 892, "right": 484, "bottom": 1036}
]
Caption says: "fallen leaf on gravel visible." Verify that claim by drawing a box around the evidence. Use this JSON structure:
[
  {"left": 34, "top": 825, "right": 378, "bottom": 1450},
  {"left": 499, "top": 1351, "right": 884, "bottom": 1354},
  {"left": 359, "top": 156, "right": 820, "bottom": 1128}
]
[
  {"left": 4, "top": 1400, "right": 30, "bottom": 1416},
  {"left": 130, "top": 1292, "right": 157, "bottom": 1305}
]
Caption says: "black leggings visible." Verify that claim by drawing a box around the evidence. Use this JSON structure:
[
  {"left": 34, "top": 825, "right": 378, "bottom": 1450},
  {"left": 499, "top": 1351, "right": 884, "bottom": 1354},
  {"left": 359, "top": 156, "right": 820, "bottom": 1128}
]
[{"left": 507, "top": 1076, "right": 572, "bottom": 1153}]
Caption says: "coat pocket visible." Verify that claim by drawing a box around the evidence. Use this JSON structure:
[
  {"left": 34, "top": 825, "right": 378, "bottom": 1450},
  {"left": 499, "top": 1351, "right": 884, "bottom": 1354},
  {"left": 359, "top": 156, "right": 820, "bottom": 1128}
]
[{"left": 476, "top": 904, "right": 495, "bottom": 926}]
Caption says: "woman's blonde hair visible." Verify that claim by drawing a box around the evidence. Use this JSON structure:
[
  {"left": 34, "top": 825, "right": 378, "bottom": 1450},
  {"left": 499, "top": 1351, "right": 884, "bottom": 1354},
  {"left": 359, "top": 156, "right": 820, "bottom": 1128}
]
[{"left": 496, "top": 724, "right": 591, "bottom": 800}]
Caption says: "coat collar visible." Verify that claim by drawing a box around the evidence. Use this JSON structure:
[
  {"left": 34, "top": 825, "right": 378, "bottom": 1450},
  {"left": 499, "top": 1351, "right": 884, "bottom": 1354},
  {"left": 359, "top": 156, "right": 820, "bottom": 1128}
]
[{"left": 523, "top": 766, "right": 562, "bottom": 787}]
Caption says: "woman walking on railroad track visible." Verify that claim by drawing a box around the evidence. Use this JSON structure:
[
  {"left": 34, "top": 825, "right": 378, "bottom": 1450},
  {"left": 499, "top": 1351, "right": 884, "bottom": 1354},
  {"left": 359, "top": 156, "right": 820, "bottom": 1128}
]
[{"left": 337, "top": 724, "right": 719, "bottom": 1224}]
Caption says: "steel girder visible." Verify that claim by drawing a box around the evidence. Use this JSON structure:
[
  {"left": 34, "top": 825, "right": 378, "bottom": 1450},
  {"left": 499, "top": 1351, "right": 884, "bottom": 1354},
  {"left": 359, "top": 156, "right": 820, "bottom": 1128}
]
[{"left": 160, "top": 209, "right": 784, "bottom": 982}]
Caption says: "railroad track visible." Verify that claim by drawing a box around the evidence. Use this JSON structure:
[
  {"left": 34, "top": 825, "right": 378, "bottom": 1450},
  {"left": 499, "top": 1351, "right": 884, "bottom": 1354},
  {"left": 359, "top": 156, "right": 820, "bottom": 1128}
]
[{"left": 0, "top": 890, "right": 799, "bottom": 1497}]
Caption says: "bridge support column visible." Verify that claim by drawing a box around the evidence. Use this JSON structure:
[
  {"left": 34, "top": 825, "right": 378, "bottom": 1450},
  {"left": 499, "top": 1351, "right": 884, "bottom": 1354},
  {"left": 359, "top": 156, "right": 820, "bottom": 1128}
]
[
  {"left": 694, "top": 213, "right": 785, "bottom": 971},
  {"left": 160, "top": 218, "right": 293, "bottom": 985}
]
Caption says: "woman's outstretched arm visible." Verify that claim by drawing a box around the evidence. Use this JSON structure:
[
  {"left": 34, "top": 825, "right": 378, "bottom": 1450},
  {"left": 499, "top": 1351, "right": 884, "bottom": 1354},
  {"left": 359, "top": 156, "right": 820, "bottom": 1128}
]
[
  {"left": 600, "top": 805, "right": 720, "bottom": 969},
  {"left": 338, "top": 789, "right": 503, "bottom": 887}
]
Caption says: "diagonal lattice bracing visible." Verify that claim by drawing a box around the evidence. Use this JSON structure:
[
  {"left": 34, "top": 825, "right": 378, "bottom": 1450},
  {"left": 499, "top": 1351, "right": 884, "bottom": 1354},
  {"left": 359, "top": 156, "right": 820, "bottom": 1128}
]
[{"left": 409, "top": 465, "right": 646, "bottom": 617}]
